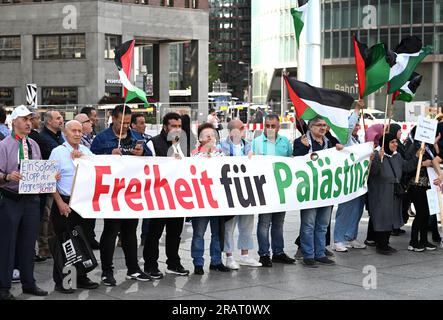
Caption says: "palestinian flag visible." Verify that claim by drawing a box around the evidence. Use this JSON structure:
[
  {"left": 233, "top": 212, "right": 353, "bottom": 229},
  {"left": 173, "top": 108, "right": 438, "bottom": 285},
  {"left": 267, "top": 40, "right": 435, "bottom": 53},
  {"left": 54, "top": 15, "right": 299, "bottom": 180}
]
[
  {"left": 114, "top": 40, "right": 149, "bottom": 106},
  {"left": 392, "top": 72, "right": 422, "bottom": 103},
  {"left": 388, "top": 36, "right": 433, "bottom": 94},
  {"left": 284, "top": 76, "right": 355, "bottom": 144},
  {"left": 291, "top": 0, "right": 310, "bottom": 48},
  {"left": 353, "top": 36, "right": 391, "bottom": 98}
]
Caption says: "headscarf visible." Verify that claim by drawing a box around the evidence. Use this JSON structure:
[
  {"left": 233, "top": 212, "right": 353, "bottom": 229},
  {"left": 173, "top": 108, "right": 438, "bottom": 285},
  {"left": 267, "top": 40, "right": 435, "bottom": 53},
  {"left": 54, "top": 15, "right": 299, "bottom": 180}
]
[
  {"left": 379, "top": 133, "right": 397, "bottom": 156},
  {"left": 388, "top": 123, "right": 401, "bottom": 137}
]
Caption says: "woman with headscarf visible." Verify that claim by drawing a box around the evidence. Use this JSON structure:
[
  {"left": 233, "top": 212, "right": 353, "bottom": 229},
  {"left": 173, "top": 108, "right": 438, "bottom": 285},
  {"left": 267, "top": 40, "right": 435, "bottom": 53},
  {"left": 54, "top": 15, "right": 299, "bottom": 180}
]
[
  {"left": 367, "top": 133, "right": 421, "bottom": 255},
  {"left": 404, "top": 126, "right": 441, "bottom": 251}
]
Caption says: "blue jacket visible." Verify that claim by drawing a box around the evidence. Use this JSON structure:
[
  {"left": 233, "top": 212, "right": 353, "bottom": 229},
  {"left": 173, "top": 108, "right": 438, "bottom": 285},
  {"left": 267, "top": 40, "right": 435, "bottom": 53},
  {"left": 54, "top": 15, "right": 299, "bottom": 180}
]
[
  {"left": 219, "top": 137, "right": 251, "bottom": 156},
  {"left": 90, "top": 125, "right": 152, "bottom": 156}
]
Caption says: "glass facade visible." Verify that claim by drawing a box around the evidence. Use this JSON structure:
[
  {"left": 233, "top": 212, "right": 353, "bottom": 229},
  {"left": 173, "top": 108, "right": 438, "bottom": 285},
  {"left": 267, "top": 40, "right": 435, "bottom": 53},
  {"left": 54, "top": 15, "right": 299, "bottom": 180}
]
[{"left": 251, "top": 0, "right": 298, "bottom": 103}]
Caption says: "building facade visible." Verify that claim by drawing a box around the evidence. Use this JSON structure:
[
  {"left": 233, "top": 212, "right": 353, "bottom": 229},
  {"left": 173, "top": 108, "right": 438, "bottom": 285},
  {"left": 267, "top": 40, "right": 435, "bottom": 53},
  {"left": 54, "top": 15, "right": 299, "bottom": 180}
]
[
  {"left": 252, "top": 0, "right": 443, "bottom": 120},
  {"left": 0, "top": 0, "right": 209, "bottom": 120},
  {"left": 209, "top": 0, "right": 251, "bottom": 99}
]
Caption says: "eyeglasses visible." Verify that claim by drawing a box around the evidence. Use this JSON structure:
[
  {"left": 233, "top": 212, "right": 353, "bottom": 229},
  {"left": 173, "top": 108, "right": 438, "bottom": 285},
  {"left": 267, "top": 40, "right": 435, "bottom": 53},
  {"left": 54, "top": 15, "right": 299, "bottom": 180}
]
[
  {"left": 81, "top": 120, "right": 91, "bottom": 124},
  {"left": 312, "top": 124, "right": 327, "bottom": 128}
]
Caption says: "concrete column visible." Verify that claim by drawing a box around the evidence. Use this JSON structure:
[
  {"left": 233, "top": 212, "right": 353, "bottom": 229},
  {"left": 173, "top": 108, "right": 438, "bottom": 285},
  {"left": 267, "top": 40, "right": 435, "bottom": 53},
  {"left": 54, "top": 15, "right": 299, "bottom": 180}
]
[
  {"left": 153, "top": 43, "right": 170, "bottom": 105},
  {"left": 190, "top": 39, "right": 209, "bottom": 123},
  {"left": 432, "top": 62, "right": 440, "bottom": 106},
  {"left": 18, "top": 35, "right": 34, "bottom": 105},
  {"left": 85, "top": 32, "right": 105, "bottom": 105}
]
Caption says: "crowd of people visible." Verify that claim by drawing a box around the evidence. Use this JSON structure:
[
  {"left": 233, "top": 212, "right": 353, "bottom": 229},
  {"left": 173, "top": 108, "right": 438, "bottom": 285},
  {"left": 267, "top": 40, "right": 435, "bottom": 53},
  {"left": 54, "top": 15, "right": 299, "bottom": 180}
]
[{"left": 0, "top": 101, "right": 443, "bottom": 300}]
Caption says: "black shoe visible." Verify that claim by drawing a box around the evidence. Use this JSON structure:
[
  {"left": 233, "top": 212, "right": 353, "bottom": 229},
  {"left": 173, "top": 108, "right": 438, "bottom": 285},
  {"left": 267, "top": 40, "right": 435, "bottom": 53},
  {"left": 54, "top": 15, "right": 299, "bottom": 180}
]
[
  {"left": 432, "top": 235, "right": 442, "bottom": 243},
  {"left": 127, "top": 270, "right": 152, "bottom": 282},
  {"left": 22, "top": 286, "right": 48, "bottom": 297},
  {"left": 391, "top": 229, "right": 401, "bottom": 236},
  {"left": 209, "top": 264, "right": 231, "bottom": 272},
  {"left": 424, "top": 242, "right": 437, "bottom": 251},
  {"left": 272, "top": 253, "right": 295, "bottom": 264},
  {"left": 166, "top": 265, "right": 190, "bottom": 276},
  {"left": 77, "top": 278, "right": 99, "bottom": 290},
  {"left": 302, "top": 258, "right": 318, "bottom": 268},
  {"left": 259, "top": 256, "right": 273, "bottom": 268},
  {"left": 0, "top": 292, "right": 15, "bottom": 300},
  {"left": 325, "top": 248, "right": 335, "bottom": 257},
  {"left": 376, "top": 247, "right": 393, "bottom": 255},
  {"left": 364, "top": 240, "right": 376, "bottom": 247},
  {"left": 34, "top": 255, "right": 47, "bottom": 263},
  {"left": 90, "top": 239, "right": 100, "bottom": 250},
  {"left": 387, "top": 246, "right": 398, "bottom": 253},
  {"left": 54, "top": 284, "right": 75, "bottom": 294},
  {"left": 194, "top": 266, "right": 204, "bottom": 275},
  {"left": 408, "top": 244, "right": 426, "bottom": 252},
  {"left": 101, "top": 272, "right": 117, "bottom": 286},
  {"left": 315, "top": 257, "right": 335, "bottom": 265},
  {"left": 143, "top": 269, "right": 162, "bottom": 280}
]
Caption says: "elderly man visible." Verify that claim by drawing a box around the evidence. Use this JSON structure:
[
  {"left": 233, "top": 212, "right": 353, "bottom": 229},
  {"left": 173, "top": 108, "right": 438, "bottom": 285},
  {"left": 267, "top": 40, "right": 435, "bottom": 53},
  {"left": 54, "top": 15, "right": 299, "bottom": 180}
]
[
  {"left": 293, "top": 116, "right": 343, "bottom": 268},
  {"left": 74, "top": 113, "right": 94, "bottom": 149},
  {"left": 219, "top": 119, "right": 262, "bottom": 269},
  {"left": 49, "top": 120, "right": 99, "bottom": 294},
  {"left": 252, "top": 114, "right": 295, "bottom": 268},
  {"left": 0, "top": 105, "right": 48, "bottom": 300}
]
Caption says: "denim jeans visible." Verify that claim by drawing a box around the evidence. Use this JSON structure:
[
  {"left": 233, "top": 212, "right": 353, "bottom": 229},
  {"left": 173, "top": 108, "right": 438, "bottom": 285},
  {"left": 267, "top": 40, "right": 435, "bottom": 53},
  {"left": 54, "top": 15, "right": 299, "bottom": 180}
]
[
  {"left": 300, "top": 206, "right": 333, "bottom": 259},
  {"left": 224, "top": 215, "right": 255, "bottom": 253},
  {"left": 191, "top": 217, "right": 221, "bottom": 267},
  {"left": 257, "top": 212, "right": 285, "bottom": 257},
  {"left": 333, "top": 195, "right": 365, "bottom": 243}
]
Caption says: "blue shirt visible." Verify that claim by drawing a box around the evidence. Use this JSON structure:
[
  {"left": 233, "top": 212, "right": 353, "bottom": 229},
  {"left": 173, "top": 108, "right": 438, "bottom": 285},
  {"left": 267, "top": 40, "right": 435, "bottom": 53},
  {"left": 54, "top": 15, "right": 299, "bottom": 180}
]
[
  {"left": 49, "top": 142, "right": 93, "bottom": 196},
  {"left": 90, "top": 125, "right": 152, "bottom": 156},
  {"left": 218, "top": 137, "right": 252, "bottom": 157},
  {"left": 252, "top": 133, "right": 292, "bottom": 157},
  {"left": 0, "top": 124, "right": 10, "bottom": 139}
]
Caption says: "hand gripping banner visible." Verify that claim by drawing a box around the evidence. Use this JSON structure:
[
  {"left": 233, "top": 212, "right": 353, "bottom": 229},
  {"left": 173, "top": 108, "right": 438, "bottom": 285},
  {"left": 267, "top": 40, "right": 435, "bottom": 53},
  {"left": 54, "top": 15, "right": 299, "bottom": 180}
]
[{"left": 70, "top": 143, "right": 373, "bottom": 219}]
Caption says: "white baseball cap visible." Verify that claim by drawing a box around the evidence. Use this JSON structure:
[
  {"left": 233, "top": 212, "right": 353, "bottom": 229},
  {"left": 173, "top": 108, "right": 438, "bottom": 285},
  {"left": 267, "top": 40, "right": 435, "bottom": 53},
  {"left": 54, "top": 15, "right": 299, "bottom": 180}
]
[{"left": 11, "top": 105, "right": 32, "bottom": 120}]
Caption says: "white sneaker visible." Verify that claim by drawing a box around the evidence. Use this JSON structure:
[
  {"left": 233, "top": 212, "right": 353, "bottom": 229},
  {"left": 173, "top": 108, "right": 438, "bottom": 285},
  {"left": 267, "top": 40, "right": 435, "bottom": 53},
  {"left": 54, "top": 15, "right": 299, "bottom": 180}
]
[
  {"left": 333, "top": 242, "right": 348, "bottom": 252},
  {"left": 346, "top": 239, "right": 367, "bottom": 249},
  {"left": 12, "top": 269, "right": 20, "bottom": 283},
  {"left": 239, "top": 255, "right": 262, "bottom": 267},
  {"left": 225, "top": 256, "right": 240, "bottom": 270}
]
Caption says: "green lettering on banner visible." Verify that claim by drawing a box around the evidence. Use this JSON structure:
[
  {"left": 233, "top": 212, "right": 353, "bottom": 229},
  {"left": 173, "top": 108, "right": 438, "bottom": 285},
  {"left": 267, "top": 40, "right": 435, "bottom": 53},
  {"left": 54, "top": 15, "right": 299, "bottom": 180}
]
[
  {"left": 320, "top": 169, "right": 333, "bottom": 200},
  {"left": 295, "top": 170, "right": 310, "bottom": 202},
  {"left": 333, "top": 167, "right": 343, "bottom": 198},
  {"left": 306, "top": 161, "right": 319, "bottom": 201},
  {"left": 273, "top": 162, "right": 293, "bottom": 204}
]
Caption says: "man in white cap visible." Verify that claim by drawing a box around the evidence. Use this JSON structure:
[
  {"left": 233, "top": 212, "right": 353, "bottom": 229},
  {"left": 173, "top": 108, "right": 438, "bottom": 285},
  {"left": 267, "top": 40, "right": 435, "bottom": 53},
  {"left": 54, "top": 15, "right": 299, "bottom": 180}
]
[{"left": 0, "top": 105, "right": 48, "bottom": 300}]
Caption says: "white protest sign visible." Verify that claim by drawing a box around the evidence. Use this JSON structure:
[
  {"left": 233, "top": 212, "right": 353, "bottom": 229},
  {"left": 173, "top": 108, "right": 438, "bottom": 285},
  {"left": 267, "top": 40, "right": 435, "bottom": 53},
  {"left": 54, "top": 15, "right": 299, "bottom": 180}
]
[
  {"left": 414, "top": 116, "right": 438, "bottom": 144},
  {"left": 427, "top": 189, "right": 440, "bottom": 216},
  {"left": 19, "top": 160, "right": 58, "bottom": 194}
]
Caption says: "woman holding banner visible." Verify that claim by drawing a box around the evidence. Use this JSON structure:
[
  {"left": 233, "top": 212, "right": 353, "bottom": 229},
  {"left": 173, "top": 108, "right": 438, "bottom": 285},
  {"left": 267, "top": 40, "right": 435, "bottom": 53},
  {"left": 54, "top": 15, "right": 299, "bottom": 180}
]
[
  {"left": 191, "top": 123, "right": 230, "bottom": 275},
  {"left": 367, "top": 134, "right": 422, "bottom": 255}
]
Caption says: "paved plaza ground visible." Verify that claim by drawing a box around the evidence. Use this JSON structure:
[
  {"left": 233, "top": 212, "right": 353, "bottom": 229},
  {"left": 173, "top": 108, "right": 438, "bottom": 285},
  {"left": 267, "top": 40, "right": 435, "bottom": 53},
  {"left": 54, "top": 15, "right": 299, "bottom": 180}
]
[{"left": 11, "top": 209, "right": 443, "bottom": 300}]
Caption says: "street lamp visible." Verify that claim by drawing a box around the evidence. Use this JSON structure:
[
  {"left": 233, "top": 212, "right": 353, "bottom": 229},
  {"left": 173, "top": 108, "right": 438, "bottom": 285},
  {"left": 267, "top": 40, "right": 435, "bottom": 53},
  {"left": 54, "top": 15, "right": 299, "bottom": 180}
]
[{"left": 239, "top": 61, "right": 251, "bottom": 122}]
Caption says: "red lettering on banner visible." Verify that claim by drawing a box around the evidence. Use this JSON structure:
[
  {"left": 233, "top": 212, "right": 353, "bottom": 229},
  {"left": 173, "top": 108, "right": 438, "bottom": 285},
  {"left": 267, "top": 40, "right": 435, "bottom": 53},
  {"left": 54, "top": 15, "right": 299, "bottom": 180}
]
[
  {"left": 153, "top": 165, "right": 176, "bottom": 210},
  {"left": 92, "top": 166, "right": 111, "bottom": 211},
  {"left": 143, "top": 165, "right": 155, "bottom": 210},
  {"left": 112, "top": 178, "right": 126, "bottom": 211},
  {"left": 175, "top": 179, "right": 194, "bottom": 210},
  {"left": 200, "top": 171, "right": 219, "bottom": 209},
  {"left": 125, "top": 179, "right": 143, "bottom": 211},
  {"left": 190, "top": 165, "right": 205, "bottom": 208}
]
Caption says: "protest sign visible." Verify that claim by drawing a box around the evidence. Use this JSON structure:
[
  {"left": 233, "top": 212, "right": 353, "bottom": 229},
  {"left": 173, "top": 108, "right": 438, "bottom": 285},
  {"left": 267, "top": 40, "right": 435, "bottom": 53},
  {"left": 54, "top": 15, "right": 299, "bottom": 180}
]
[
  {"left": 415, "top": 116, "right": 438, "bottom": 145},
  {"left": 70, "top": 143, "right": 373, "bottom": 219},
  {"left": 19, "top": 160, "right": 57, "bottom": 194}
]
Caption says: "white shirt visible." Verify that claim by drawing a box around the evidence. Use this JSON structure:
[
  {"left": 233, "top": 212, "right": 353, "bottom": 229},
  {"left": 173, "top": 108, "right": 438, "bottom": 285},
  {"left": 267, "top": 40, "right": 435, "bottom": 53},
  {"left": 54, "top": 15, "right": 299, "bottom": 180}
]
[{"left": 49, "top": 142, "right": 93, "bottom": 196}]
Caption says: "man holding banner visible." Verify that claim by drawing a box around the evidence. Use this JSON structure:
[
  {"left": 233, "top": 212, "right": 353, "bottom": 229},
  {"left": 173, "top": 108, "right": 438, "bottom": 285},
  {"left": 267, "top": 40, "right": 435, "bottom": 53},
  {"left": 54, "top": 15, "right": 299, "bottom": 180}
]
[
  {"left": 49, "top": 120, "right": 100, "bottom": 293},
  {"left": 90, "top": 105, "right": 151, "bottom": 286},
  {"left": 252, "top": 114, "right": 295, "bottom": 268},
  {"left": 0, "top": 105, "right": 48, "bottom": 300}
]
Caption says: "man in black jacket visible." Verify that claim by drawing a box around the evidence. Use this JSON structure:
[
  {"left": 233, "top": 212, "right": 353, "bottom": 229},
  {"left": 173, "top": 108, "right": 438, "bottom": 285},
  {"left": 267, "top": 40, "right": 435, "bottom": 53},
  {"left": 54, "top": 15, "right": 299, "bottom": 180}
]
[{"left": 143, "top": 113, "right": 190, "bottom": 279}]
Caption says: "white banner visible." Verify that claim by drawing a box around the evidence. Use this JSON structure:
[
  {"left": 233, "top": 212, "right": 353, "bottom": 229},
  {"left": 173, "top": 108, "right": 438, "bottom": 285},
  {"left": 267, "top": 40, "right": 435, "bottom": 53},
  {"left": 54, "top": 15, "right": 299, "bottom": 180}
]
[{"left": 70, "top": 143, "right": 373, "bottom": 219}]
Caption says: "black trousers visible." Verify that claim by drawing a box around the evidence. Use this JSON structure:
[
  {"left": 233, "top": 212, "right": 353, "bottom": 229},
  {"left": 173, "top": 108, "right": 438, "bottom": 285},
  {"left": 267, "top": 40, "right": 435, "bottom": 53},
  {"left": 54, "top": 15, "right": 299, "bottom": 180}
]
[
  {"left": 50, "top": 196, "right": 88, "bottom": 285},
  {"left": 409, "top": 185, "right": 430, "bottom": 246},
  {"left": 366, "top": 217, "right": 376, "bottom": 242},
  {"left": 100, "top": 219, "right": 139, "bottom": 274},
  {"left": 0, "top": 195, "right": 40, "bottom": 293},
  {"left": 401, "top": 194, "right": 411, "bottom": 225},
  {"left": 143, "top": 218, "right": 184, "bottom": 270},
  {"left": 375, "top": 231, "right": 391, "bottom": 250}
]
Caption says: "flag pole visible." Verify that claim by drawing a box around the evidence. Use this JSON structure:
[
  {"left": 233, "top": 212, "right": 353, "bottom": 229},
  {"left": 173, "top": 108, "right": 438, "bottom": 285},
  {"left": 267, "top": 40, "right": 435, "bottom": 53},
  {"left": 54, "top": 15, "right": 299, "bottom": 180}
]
[
  {"left": 118, "top": 102, "right": 127, "bottom": 149},
  {"left": 381, "top": 92, "right": 390, "bottom": 162}
]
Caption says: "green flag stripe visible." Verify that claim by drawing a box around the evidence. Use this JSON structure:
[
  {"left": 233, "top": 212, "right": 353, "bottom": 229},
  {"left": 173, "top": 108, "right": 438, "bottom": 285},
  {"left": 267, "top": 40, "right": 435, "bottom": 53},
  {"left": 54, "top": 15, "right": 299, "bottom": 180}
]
[
  {"left": 291, "top": 8, "right": 304, "bottom": 48},
  {"left": 363, "top": 43, "right": 391, "bottom": 97}
]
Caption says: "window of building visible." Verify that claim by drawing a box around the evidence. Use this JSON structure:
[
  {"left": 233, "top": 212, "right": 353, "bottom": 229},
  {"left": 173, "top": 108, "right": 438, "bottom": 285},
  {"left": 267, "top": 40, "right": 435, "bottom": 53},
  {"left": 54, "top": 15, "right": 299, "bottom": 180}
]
[
  {"left": 34, "top": 34, "right": 85, "bottom": 60},
  {"left": 423, "top": 0, "right": 434, "bottom": 24},
  {"left": 350, "top": 0, "right": 360, "bottom": 28},
  {"left": 341, "top": 31, "right": 349, "bottom": 58},
  {"left": 0, "top": 36, "right": 20, "bottom": 61},
  {"left": 401, "top": 0, "right": 411, "bottom": 25},
  {"left": 389, "top": 0, "right": 400, "bottom": 25},
  {"left": 324, "top": 32, "right": 331, "bottom": 59},
  {"left": 105, "top": 34, "right": 122, "bottom": 59},
  {"left": 332, "top": 32, "right": 340, "bottom": 58},
  {"left": 42, "top": 87, "right": 78, "bottom": 105},
  {"left": 412, "top": 0, "right": 423, "bottom": 24},
  {"left": 0, "top": 88, "right": 14, "bottom": 106},
  {"left": 332, "top": 2, "right": 340, "bottom": 29}
]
